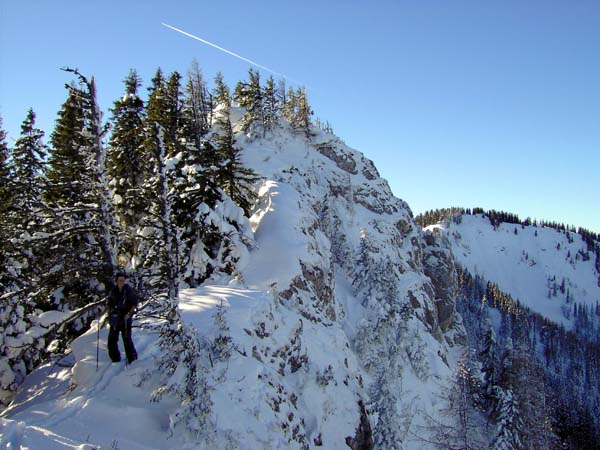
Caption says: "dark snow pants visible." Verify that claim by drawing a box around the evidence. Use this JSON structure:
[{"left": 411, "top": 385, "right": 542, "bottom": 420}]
[{"left": 107, "top": 316, "right": 137, "bottom": 363}]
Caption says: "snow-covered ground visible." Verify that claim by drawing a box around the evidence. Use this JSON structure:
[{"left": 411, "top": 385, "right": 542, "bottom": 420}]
[
  {"left": 1, "top": 282, "right": 362, "bottom": 449},
  {"left": 427, "top": 214, "right": 600, "bottom": 328}
]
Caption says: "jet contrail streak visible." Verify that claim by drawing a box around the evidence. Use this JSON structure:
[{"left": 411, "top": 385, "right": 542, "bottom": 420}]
[{"left": 161, "top": 22, "right": 292, "bottom": 81}]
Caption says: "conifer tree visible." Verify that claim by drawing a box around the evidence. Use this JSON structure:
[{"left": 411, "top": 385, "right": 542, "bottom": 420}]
[
  {"left": 135, "top": 125, "right": 180, "bottom": 306},
  {"left": 294, "top": 87, "right": 313, "bottom": 133},
  {"left": 2, "top": 71, "right": 118, "bottom": 404},
  {"left": 3, "top": 109, "right": 48, "bottom": 308},
  {"left": 0, "top": 115, "right": 12, "bottom": 273},
  {"left": 164, "top": 71, "right": 183, "bottom": 157},
  {"left": 262, "top": 76, "right": 278, "bottom": 132},
  {"left": 371, "top": 367, "right": 403, "bottom": 450},
  {"left": 106, "top": 70, "right": 146, "bottom": 231},
  {"left": 136, "top": 126, "right": 216, "bottom": 440},
  {"left": 0, "top": 116, "right": 39, "bottom": 407},
  {"left": 42, "top": 69, "right": 118, "bottom": 312},
  {"left": 282, "top": 87, "right": 296, "bottom": 124},
  {"left": 213, "top": 72, "right": 230, "bottom": 108},
  {"left": 45, "top": 83, "right": 88, "bottom": 206},
  {"left": 143, "top": 68, "right": 168, "bottom": 171},
  {"left": 234, "top": 68, "right": 263, "bottom": 135},
  {"left": 212, "top": 90, "right": 259, "bottom": 215},
  {"left": 137, "top": 68, "right": 176, "bottom": 269},
  {"left": 0, "top": 116, "right": 9, "bottom": 201},
  {"left": 491, "top": 389, "right": 524, "bottom": 450},
  {"left": 146, "top": 68, "right": 167, "bottom": 122},
  {"left": 10, "top": 109, "right": 47, "bottom": 223},
  {"left": 480, "top": 320, "right": 499, "bottom": 414},
  {"left": 276, "top": 79, "right": 287, "bottom": 109},
  {"left": 181, "top": 60, "right": 211, "bottom": 148}
]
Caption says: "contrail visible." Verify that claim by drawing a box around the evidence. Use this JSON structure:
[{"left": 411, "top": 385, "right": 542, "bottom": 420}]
[{"left": 161, "top": 23, "right": 298, "bottom": 83}]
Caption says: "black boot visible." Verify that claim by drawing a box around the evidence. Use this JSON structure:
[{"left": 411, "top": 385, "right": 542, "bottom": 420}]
[{"left": 107, "top": 325, "right": 121, "bottom": 362}]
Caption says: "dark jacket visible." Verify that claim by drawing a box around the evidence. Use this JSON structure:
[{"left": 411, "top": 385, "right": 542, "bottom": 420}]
[{"left": 108, "top": 284, "right": 137, "bottom": 317}]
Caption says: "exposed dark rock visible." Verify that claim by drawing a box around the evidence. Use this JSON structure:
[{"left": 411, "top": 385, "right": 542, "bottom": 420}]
[
  {"left": 279, "top": 261, "right": 336, "bottom": 322},
  {"left": 353, "top": 186, "right": 398, "bottom": 215},
  {"left": 422, "top": 231, "right": 458, "bottom": 333},
  {"left": 345, "top": 400, "right": 373, "bottom": 450},
  {"left": 316, "top": 142, "right": 358, "bottom": 174},
  {"left": 361, "top": 158, "right": 380, "bottom": 181}
]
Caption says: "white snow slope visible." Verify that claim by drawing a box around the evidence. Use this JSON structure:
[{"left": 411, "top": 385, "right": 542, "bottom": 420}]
[
  {"left": 1, "top": 120, "right": 465, "bottom": 449},
  {"left": 426, "top": 214, "right": 600, "bottom": 328}
]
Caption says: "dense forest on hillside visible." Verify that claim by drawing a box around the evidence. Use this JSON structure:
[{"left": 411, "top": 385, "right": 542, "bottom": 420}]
[{"left": 455, "top": 265, "right": 600, "bottom": 449}]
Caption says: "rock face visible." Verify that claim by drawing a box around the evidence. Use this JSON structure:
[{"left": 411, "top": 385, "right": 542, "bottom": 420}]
[
  {"left": 345, "top": 400, "right": 374, "bottom": 450},
  {"left": 240, "top": 122, "right": 466, "bottom": 449},
  {"left": 422, "top": 229, "right": 467, "bottom": 346}
]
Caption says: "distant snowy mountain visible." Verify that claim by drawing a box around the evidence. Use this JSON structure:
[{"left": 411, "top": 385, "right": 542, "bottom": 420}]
[
  {"left": 426, "top": 214, "right": 600, "bottom": 329},
  {"left": 1, "top": 118, "right": 467, "bottom": 449}
]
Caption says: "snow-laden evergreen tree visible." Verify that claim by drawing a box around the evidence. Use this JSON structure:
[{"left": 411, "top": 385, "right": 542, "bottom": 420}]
[
  {"left": 2, "top": 108, "right": 47, "bottom": 289},
  {"left": 0, "top": 116, "right": 9, "bottom": 206},
  {"left": 491, "top": 388, "right": 524, "bottom": 450},
  {"left": 480, "top": 319, "right": 500, "bottom": 414},
  {"left": 510, "top": 327, "right": 556, "bottom": 449},
  {"left": 2, "top": 72, "right": 118, "bottom": 406},
  {"left": 212, "top": 72, "right": 230, "bottom": 108},
  {"left": 134, "top": 125, "right": 181, "bottom": 302},
  {"left": 0, "top": 282, "right": 42, "bottom": 408},
  {"left": 211, "top": 298, "right": 233, "bottom": 362},
  {"left": 42, "top": 69, "right": 118, "bottom": 314},
  {"left": 0, "top": 116, "right": 12, "bottom": 285},
  {"left": 44, "top": 83, "right": 88, "bottom": 206},
  {"left": 0, "top": 116, "right": 27, "bottom": 406},
  {"left": 212, "top": 78, "right": 259, "bottom": 216},
  {"left": 152, "top": 317, "right": 215, "bottom": 443},
  {"left": 9, "top": 109, "right": 47, "bottom": 226},
  {"left": 370, "top": 364, "right": 403, "bottom": 450},
  {"left": 106, "top": 70, "right": 146, "bottom": 232},
  {"left": 143, "top": 68, "right": 169, "bottom": 166},
  {"left": 281, "top": 86, "right": 296, "bottom": 124},
  {"left": 137, "top": 126, "right": 216, "bottom": 443},
  {"left": 497, "top": 337, "right": 515, "bottom": 392},
  {"left": 0, "top": 110, "right": 48, "bottom": 405}
]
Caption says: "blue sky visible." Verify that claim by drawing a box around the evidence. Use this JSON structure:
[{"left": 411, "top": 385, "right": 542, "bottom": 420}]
[{"left": 2, "top": 1, "right": 599, "bottom": 232}]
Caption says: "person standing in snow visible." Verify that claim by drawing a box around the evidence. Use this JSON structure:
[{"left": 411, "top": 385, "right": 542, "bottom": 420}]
[{"left": 107, "top": 272, "right": 138, "bottom": 364}]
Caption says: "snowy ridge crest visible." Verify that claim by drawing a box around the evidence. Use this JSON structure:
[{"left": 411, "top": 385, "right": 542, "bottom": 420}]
[{"left": 238, "top": 122, "right": 465, "bottom": 447}]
